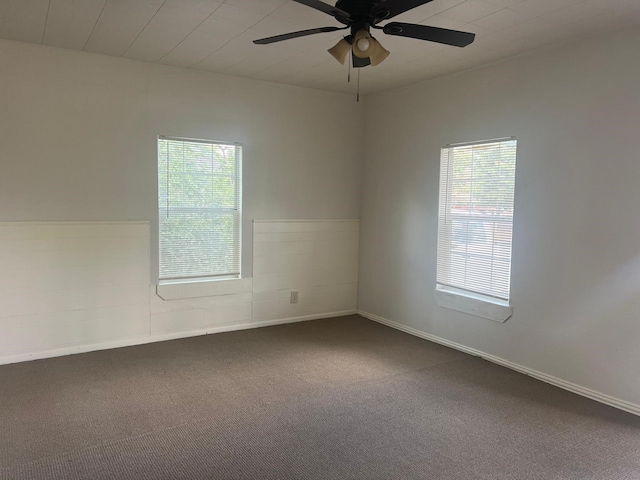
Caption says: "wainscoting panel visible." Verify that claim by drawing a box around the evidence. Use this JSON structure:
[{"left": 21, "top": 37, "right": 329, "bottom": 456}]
[
  {"left": 0, "top": 222, "right": 151, "bottom": 360},
  {"left": 253, "top": 220, "right": 359, "bottom": 321},
  {"left": 0, "top": 219, "right": 359, "bottom": 364},
  {"left": 149, "top": 283, "right": 254, "bottom": 335}
]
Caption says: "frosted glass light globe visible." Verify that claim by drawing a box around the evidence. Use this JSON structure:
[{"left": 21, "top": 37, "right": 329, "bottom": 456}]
[{"left": 356, "top": 38, "right": 370, "bottom": 51}]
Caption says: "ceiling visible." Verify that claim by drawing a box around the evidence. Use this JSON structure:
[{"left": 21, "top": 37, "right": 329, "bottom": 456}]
[{"left": 1, "top": 0, "right": 639, "bottom": 94}]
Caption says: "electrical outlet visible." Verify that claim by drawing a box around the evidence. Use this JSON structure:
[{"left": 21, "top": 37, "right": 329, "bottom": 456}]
[{"left": 290, "top": 291, "right": 299, "bottom": 304}]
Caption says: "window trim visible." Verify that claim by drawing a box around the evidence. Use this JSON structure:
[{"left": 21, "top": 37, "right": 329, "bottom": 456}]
[
  {"left": 435, "top": 137, "right": 516, "bottom": 320},
  {"left": 156, "top": 277, "right": 251, "bottom": 301},
  {"left": 434, "top": 285, "right": 512, "bottom": 323},
  {"left": 157, "top": 135, "right": 243, "bottom": 286}
]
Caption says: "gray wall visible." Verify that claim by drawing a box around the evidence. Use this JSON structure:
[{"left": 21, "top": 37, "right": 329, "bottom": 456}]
[
  {"left": 359, "top": 26, "right": 640, "bottom": 407},
  {"left": 0, "top": 39, "right": 363, "bottom": 280}
]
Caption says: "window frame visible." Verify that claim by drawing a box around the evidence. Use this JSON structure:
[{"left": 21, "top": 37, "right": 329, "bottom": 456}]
[
  {"left": 157, "top": 135, "right": 242, "bottom": 285},
  {"left": 434, "top": 137, "right": 516, "bottom": 322}
]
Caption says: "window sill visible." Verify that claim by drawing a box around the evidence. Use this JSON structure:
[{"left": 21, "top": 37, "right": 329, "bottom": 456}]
[
  {"left": 156, "top": 277, "right": 249, "bottom": 301},
  {"left": 434, "top": 286, "right": 512, "bottom": 323},
  {"left": 158, "top": 275, "right": 240, "bottom": 286}
]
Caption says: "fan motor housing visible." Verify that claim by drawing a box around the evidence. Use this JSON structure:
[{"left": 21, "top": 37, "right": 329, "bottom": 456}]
[{"left": 334, "top": 0, "right": 386, "bottom": 24}]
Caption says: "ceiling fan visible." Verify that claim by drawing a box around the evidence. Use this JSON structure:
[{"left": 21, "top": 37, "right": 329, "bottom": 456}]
[{"left": 253, "top": 0, "right": 476, "bottom": 68}]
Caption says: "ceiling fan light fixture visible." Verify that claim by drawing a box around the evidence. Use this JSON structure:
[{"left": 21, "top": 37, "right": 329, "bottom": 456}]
[
  {"left": 352, "top": 30, "right": 374, "bottom": 59},
  {"left": 328, "top": 37, "right": 351, "bottom": 65},
  {"left": 352, "top": 30, "right": 390, "bottom": 66},
  {"left": 356, "top": 37, "right": 370, "bottom": 51},
  {"left": 369, "top": 37, "right": 390, "bottom": 66}
]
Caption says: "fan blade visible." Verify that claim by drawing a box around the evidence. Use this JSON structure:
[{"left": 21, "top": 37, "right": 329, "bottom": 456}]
[
  {"left": 371, "top": 0, "right": 434, "bottom": 22},
  {"left": 293, "top": 0, "right": 352, "bottom": 21},
  {"left": 382, "top": 22, "right": 475, "bottom": 47},
  {"left": 352, "top": 53, "right": 371, "bottom": 68},
  {"left": 253, "top": 26, "right": 346, "bottom": 45}
]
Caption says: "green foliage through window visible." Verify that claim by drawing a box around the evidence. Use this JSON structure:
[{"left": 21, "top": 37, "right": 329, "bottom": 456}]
[{"left": 158, "top": 137, "right": 241, "bottom": 281}]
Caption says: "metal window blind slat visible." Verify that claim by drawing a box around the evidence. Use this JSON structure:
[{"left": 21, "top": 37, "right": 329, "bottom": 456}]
[
  {"left": 158, "top": 137, "right": 241, "bottom": 281},
  {"left": 436, "top": 139, "right": 517, "bottom": 301}
]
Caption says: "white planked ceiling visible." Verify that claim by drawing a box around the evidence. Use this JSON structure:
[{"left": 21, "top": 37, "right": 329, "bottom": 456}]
[{"left": 1, "top": 0, "right": 639, "bottom": 94}]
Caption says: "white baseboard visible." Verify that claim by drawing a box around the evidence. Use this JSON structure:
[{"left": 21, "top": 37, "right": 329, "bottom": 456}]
[
  {"left": 358, "top": 310, "right": 640, "bottom": 418},
  {"left": 0, "top": 310, "right": 357, "bottom": 366}
]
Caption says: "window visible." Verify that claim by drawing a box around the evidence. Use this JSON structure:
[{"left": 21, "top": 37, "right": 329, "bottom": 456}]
[
  {"left": 436, "top": 138, "right": 517, "bottom": 304},
  {"left": 158, "top": 136, "right": 241, "bottom": 283}
]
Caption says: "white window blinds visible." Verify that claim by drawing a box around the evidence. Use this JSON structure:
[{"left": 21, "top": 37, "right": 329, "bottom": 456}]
[
  {"left": 436, "top": 138, "right": 517, "bottom": 301},
  {"left": 158, "top": 136, "right": 241, "bottom": 281}
]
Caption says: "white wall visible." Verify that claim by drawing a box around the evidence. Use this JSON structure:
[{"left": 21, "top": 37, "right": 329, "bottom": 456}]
[
  {"left": 0, "top": 39, "right": 363, "bottom": 280},
  {"left": 359, "top": 26, "right": 640, "bottom": 409}
]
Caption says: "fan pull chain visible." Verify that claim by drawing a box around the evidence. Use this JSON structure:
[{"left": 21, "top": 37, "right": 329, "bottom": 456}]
[
  {"left": 357, "top": 67, "right": 360, "bottom": 102},
  {"left": 347, "top": 56, "right": 351, "bottom": 83}
]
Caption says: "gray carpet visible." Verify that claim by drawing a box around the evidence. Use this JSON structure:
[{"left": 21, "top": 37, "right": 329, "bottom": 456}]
[{"left": 1, "top": 315, "right": 639, "bottom": 479}]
